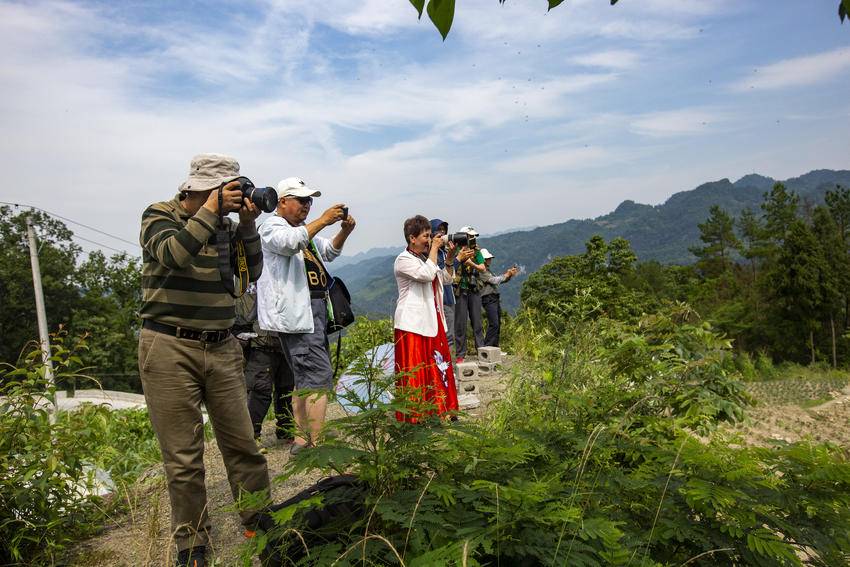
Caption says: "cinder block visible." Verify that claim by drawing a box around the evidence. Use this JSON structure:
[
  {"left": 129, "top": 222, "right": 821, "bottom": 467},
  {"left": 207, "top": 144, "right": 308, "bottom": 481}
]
[
  {"left": 455, "top": 361, "right": 479, "bottom": 382},
  {"left": 478, "top": 362, "right": 496, "bottom": 375},
  {"left": 477, "top": 346, "right": 501, "bottom": 365}
]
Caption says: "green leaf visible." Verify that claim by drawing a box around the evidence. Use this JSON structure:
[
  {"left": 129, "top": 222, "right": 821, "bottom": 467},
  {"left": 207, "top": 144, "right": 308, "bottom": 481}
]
[
  {"left": 548, "top": 0, "right": 566, "bottom": 11},
  {"left": 409, "top": 0, "right": 425, "bottom": 18},
  {"left": 427, "top": 0, "right": 455, "bottom": 40}
]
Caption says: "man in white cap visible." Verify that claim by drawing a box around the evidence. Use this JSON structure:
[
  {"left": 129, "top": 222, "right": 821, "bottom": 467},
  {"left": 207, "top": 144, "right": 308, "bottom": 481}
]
[
  {"left": 479, "top": 248, "right": 519, "bottom": 347},
  {"left": 138, "top": 153, "right": 269, "bottom": 566},
  {"left": 257, "top": 177, "right": 356, "bottom": 454},
  {"left": 453, "top": 226, "right": 486, "bottom": 363}
]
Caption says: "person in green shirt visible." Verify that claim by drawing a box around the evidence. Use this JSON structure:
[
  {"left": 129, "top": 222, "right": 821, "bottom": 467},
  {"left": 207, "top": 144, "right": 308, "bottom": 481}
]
[{"left": 453, "top": 226, "right": 486, "bottom": 363}]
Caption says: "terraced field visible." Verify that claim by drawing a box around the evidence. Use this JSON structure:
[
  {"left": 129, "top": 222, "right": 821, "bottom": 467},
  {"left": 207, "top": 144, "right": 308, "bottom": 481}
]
[{"left": 740, "top": 373, "right": 850, "bottom": 447}]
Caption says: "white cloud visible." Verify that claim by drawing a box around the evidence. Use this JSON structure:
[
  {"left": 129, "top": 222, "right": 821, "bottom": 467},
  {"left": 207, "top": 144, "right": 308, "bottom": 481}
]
[
  {"left": 630, "top": 108, "right": 729, "bottom": 138},
  {"left": 573, "top": 50, "right": 640, "bottom": 70},
  {"left": 496, "top": 145, "right": 612, "bottom": 174},
  {"left": 730, "top": 47, "right": 850, "bottom": 92}
]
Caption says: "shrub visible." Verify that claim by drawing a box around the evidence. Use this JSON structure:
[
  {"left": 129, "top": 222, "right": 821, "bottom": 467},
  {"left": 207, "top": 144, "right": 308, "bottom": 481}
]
[
  {"left": 250, "top": 307, "right": 850, "bottom": 565},
  {"left": 0, "top": 335, "right": 159, "bottom": 565}
]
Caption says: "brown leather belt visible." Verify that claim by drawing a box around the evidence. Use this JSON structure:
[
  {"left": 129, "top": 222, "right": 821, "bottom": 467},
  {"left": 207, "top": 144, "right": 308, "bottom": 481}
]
[{"left": 143, "top": 319, "right": 231, "bottom": 343}]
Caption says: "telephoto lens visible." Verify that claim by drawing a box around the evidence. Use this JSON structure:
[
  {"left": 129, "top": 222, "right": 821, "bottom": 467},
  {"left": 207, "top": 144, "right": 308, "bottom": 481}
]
[{"left": 234, "top": 177, "right": 278, "bottom": 213}]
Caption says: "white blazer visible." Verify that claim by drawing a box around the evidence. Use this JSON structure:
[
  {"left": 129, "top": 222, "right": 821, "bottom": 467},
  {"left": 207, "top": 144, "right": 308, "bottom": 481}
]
[
  {"left": 257, "top": 215, "right": 340, "bottom": 334},
  {"left": 393, "top": 250, "right": 453, "bottom": 337}
]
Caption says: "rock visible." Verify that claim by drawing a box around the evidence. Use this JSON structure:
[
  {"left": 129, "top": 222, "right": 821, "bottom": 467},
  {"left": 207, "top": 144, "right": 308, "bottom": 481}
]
[{"left": 457, "top": 393, "right": 481, "bottom": 410}]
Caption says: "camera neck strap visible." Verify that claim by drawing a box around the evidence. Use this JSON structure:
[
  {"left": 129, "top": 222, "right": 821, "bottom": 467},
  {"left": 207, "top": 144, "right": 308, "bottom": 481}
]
[{"left": 216, "top": 187, "right": 250, "bottom": 298}]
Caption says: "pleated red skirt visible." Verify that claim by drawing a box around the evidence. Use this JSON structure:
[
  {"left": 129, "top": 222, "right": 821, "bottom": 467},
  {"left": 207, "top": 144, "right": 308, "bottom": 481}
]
[{"left": 394, "top": 315, "right": 459, "bottom": 423}]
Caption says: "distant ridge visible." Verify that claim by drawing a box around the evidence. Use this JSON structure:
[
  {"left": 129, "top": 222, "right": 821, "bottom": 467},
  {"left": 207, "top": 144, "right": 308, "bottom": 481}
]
[{"left": 337, "top": 169, "right": 850, "bottom": 317}]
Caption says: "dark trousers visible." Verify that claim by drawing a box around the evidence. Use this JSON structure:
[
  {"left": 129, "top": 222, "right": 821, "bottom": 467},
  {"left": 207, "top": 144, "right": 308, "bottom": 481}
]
[
  {"left": 245, "top": 348, "right": 294, "bottom": 439},
  {"left": 482, "top": 293, "right": 501, "bottom": 347},
  {"left": 454, "top": 290, "right": 484, "bottom": 358}
]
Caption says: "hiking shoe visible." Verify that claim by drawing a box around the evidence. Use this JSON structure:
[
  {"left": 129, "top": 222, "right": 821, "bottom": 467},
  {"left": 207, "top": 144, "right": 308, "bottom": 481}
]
[
  {"left": 255, "top": 437, "right": 268, "bottom": 455},
  {"left": 289, "top": 442, "right": 311, "bottom": 456},
  {"left": 176, "top": 545, "right": 206, "bottom": 567}
]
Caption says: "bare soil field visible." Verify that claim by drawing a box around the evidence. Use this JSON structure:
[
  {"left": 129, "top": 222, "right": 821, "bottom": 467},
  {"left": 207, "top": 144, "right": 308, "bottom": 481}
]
[{"left": 739, "top": 377, "right": 850, "bottom": 447}]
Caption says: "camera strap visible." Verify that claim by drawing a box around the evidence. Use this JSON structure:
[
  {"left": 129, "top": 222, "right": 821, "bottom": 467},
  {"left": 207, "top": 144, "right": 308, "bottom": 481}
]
[{"left": 216, "top": 187, "right": 250, "bottom": 298}]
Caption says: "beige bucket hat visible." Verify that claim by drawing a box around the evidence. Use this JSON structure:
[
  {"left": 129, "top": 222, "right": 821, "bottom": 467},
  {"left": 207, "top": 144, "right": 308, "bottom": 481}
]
[{"left": 178, "top": 153, "right": 242, "bottom": 192}]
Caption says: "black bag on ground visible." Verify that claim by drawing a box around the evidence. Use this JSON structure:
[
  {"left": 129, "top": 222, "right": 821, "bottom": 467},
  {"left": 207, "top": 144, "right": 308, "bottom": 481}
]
[
  {"left": 257, "top": 474, "right": 366, "bottom": 566},
  {"left": 327, "top": 276, "right": 355, "bottom": 333}
]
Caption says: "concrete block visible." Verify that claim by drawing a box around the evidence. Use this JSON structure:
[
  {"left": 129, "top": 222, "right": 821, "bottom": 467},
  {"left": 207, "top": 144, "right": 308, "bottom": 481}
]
[
  {"left": 455, "top": 361, "right": 479, "bottom": 382},
  {"left": 457, "top": 393, "right": 481, "bottom": 410},
  {"left": 477, "top": 346, "right": 501, "bottom": 365},
  {"left": 478, "top": 362, "right": 497, "bottom": 375}
]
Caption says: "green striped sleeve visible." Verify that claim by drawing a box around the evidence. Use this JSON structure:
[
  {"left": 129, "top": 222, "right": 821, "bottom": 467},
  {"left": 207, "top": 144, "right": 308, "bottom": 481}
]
[{"left": 140, "top": 204, "right": 216, "bottom": 270}]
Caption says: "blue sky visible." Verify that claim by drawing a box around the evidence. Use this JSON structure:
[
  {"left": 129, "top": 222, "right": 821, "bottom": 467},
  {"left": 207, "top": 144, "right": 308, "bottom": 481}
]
[{"left": 1, "top": 0, "right": 848, "bottom": 255}]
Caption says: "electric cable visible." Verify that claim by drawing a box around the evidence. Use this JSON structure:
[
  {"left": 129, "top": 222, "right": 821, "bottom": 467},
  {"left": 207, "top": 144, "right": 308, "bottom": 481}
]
[
  {"left": 0, "top": 200, "right": 140, "bottom": 249},
  {"left": 70, "top": 233, "right": 137, "bottom": 256}
]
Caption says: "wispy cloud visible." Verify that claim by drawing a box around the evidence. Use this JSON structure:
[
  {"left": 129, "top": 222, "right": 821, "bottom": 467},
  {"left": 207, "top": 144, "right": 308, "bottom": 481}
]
[
  {"left": 729, "top": 46, "right": 850, "bottom": 92},
  {"left": 573, "top": 50, "right": 640, "bottom": 70},
  {"left": 630, "top": 108, "right": 729, "bottom": 138}
]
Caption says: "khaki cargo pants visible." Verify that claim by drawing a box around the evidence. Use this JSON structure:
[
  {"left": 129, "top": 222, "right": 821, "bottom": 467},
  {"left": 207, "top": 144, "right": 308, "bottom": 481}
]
[{"left": 138, "top": 327, "right": 270, "bottom": 552}]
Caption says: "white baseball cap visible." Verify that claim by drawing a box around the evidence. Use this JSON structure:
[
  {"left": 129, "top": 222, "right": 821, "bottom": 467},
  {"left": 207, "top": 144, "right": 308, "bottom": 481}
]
[
  {"left": 458, "top": 225, "right": 479, "bottom": 236},
  {"left": 480, "top": 248, "right": 494, "bottom": 259},
  {"left": 278, "top": 177, "right": 322, "bottom": 198}
]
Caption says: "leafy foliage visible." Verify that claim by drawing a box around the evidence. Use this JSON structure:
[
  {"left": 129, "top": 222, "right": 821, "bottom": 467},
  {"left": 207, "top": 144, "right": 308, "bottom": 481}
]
[
  {"left": 0, "top": 335, "right": 159, "bottom": 565},
  {"left": 250, "top": 305, "right": 850, "bottom": 565},
  {"left": 0, "top": 207, "right": 142, "bottom": 392}
]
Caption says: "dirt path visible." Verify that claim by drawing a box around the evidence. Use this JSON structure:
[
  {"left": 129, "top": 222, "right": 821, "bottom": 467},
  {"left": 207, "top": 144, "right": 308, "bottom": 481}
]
[{"left": 70, "top": 356, "right": 514, "bottom": 566}]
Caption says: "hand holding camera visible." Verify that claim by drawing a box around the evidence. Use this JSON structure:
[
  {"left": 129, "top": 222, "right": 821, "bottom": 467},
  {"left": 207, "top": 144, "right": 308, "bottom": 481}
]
[
  {"left": 431, "top": 232, "right": 445, "bottom": 252},
  {"left": 318, "top": 203, "right": 351, "bottom": 227}
]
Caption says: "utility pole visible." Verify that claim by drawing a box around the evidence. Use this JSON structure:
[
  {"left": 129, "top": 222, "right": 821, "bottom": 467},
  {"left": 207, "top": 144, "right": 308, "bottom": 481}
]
[{"left": 26, "top": 216, "right": 55, "bottom": 397}]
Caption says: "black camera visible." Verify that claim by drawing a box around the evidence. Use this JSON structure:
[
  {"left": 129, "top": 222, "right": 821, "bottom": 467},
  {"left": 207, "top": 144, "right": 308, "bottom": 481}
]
[
  {"left": 444, "top": 232, "right": 477, "bottom": 249},
  {"left": 341, "top": 206, "right": 349, "bottom": 221},
  {"left": 233, "top": 177, "right": 278, "bottom": 213}
]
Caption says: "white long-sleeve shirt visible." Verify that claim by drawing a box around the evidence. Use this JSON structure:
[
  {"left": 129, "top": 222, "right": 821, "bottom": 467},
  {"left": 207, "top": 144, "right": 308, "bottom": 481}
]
[
  {"left": 393, "top": 250, "right": 453, "bottom": 337},
  {"left": 257, "top": 215, "right": 340, "bottom": 333}
]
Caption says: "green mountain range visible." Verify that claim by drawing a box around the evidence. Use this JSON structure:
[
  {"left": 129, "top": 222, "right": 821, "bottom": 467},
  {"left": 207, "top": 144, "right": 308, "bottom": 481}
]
[{"left": 335, "top": 169, "right": 850, "bottom": 317}]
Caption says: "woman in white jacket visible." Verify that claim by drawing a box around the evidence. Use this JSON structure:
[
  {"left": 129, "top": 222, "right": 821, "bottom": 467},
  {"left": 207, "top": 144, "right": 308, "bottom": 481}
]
[{"left": 393, "top": 215, "right": 471, "bottom": 422}]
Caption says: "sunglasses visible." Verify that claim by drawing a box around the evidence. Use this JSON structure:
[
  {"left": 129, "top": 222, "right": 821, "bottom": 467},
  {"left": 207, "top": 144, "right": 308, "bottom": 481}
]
[{"left": 282, "top": 196, "right": 313, "bottom": 206}]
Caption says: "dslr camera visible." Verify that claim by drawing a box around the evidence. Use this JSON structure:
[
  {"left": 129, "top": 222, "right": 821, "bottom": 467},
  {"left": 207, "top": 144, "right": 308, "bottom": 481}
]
[
  {"left": 441, "top": 232, "right": 477, "bottom": 249},
  {"left": 232, "top": 177, "right": 278, "bottom": 213}
]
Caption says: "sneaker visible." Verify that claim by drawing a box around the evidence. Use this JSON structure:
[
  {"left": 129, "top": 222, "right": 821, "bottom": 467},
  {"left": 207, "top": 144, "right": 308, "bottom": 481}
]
[
  {"left": 255, "top": 437, "right": 268, "bottom": 455},
  {"left": 176, "top": 545, "right": 206, "bottom": 567}
]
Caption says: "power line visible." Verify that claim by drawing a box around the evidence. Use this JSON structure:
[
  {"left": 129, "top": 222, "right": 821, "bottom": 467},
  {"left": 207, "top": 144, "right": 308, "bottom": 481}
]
[
  {"left": 71, "top": 233, "right": 137, "bottom": 256},
  {"left": 0, "top": 200, "right": 141, "bottom": 249}
]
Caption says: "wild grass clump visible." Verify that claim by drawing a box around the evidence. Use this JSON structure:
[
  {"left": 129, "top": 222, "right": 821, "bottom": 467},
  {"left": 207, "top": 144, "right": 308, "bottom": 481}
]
[
  {"left": 251, "top": 305, "right": 850, "bottom": 565},
  {"left": 0, "top": 334, "right": 160, "bottom": 565}
]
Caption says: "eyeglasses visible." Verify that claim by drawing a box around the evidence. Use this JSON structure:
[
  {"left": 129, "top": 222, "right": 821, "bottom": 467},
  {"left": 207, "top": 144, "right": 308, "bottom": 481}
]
[{"left": 283, "top": 196, "right": 313, "bottom": 206}]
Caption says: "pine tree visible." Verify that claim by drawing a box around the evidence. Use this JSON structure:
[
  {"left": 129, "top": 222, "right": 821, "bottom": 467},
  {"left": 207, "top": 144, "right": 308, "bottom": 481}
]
[
  {"left": 736, "top": 207, "right": 770, "bottom": 281},
  {"left": 690, "top": 205, "right": 740, "bottom": 277},
  {"left": 761, "top": 182, "right": 799, "bottom": 244},
  {"left": 768, "top": 220, "right": 828, "bottom": 364},
  {"left": 811, "top": 207, "right": 845, "bottom": 366}
]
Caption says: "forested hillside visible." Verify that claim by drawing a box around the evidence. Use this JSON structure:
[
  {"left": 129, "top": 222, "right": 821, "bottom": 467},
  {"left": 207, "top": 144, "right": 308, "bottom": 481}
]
[{"left": 338, "top": 169, "right": 850, "bottom": 315}]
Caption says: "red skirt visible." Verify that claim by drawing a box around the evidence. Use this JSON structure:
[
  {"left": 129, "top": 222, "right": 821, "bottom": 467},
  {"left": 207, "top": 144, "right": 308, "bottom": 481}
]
[{"left": 394, "top": 319, "right": 459, "bottom": 423}]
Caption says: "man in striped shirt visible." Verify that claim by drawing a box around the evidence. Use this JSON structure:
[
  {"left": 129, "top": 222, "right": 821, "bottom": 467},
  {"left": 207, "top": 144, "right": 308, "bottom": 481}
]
[{"left": 138, "top": 153, "right": 269, "bottom": 567}]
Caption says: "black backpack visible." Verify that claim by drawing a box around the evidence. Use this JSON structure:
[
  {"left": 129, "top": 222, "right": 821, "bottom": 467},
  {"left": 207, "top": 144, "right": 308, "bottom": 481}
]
[{"left": 258, "top": 474, "right": 366, "bottom": 566}]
